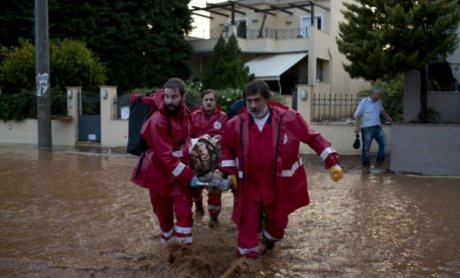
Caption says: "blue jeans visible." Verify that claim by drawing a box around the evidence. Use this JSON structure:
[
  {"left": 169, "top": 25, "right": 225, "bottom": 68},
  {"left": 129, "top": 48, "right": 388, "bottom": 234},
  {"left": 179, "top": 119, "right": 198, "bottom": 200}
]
[{"left": 361, "top": 125, "right": 387, "bottom": 166}]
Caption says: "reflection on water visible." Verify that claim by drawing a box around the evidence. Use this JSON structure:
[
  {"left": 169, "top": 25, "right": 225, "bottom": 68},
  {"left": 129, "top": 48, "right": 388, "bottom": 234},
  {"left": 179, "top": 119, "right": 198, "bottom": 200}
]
[{"left": 1, "top": 145, "right": 459, "bottom": 277}]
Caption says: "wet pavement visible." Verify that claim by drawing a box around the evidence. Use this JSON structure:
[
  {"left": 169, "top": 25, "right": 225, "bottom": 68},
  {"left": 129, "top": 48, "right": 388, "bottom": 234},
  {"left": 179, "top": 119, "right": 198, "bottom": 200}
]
[{"left": 0, "top": 144, "right": 459, "bottom": 278}]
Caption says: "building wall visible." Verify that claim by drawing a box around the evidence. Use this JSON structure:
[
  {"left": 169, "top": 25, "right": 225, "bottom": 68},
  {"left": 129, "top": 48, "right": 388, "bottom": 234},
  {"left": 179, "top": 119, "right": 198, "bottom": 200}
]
[
  {"left": 446, "top": 25, "right": 460, "bottom": 88},
  {"left": 189, "top": 0, "right": 369, "bottom": 97},
  {"left": 404, "top": 70, "right": 460, "bottom": 124},
  {"left": 0, "top": 119, "right": 74, "bottom": 146},
  {"left": 446, "top": 25, "right": 460, "bottom": 64}
]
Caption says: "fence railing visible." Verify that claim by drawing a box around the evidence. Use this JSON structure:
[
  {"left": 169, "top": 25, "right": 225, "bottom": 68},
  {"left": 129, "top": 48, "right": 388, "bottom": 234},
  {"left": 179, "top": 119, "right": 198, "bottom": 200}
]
[
  {"left": 209, "top": 26, "right": 308, "bottom": 40},
  {"left": 113, "top": 95, "right": 130, "bottom": 119},
  {"left": 114, "top": 93, "right": 360, "bottom": 123},
  {"left": 311, "top": 93, "right": 360, "bottom": 123}
]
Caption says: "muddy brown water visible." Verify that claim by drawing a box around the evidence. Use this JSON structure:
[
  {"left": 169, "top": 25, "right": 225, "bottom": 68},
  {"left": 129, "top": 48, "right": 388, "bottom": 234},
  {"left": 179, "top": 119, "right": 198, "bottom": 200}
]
[{"left": 0, "top": 144, "right": 459, "bottom": 278}]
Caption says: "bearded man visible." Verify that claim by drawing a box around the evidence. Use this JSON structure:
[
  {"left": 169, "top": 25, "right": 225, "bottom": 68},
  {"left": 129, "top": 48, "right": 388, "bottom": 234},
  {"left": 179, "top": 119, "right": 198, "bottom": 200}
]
[{"left": 131, "top": 77, "right": 196, "bottom": 247}]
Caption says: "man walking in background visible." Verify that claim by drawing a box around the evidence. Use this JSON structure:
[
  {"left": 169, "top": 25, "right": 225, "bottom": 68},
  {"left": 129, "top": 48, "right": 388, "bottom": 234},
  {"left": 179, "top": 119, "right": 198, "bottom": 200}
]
[{"left": 354, "top": 85, "right": 393, "bottom": 173}]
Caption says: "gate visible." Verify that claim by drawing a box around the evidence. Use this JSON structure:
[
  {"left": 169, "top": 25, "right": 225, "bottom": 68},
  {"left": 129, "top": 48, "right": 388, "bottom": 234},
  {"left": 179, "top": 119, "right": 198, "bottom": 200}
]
[{"left": 78, "top": 91, "right": 101, "bottom": 142}]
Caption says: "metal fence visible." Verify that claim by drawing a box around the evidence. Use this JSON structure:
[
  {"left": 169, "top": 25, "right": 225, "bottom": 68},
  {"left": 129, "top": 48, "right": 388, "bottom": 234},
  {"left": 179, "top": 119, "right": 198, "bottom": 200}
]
[
  {"left": 113, "top": 95, "right": 130, "bottom": 119},
  {"left": 209, "top": 26, "right": 308, "bottom": 40},
  {"left": 311, "top": 93, "right": 360, "bottom": 123}
]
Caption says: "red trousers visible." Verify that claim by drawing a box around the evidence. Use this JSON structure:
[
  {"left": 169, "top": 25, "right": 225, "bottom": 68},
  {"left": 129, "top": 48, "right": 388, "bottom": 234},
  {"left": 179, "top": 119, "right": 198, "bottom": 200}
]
[
  {"left": 149, "top": 188, "right": 193, "bottom": 245},
  {"left": 192, "top": 187, "right": 222, "bottom": 217},
  {"left": 236, "top": 196, "right": 288, "bottom": 258}
]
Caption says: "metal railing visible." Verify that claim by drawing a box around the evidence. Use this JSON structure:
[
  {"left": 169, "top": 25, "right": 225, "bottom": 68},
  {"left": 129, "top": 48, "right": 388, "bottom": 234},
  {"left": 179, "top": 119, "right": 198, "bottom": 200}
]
[
  {"left": 113, "top": 95, "right": 130, "bottom": 119},
  {"left": 209, "top": 26, "right": 308, "bottom": 40},
  {"left": 311, "top": 93, "right": 360, "bottom": 123}
]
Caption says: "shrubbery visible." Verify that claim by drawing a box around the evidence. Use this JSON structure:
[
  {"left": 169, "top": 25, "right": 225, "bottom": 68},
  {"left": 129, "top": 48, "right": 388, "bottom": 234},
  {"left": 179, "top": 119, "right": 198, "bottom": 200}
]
[{"left": 0, "top": 39, "right": 106, "bottom": 121}]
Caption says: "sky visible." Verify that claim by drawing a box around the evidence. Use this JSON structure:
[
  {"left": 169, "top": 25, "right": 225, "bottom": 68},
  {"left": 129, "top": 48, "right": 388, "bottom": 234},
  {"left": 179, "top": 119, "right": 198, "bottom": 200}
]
[{"left": 189, "top": 0, "right": 222, "bottom": 38}]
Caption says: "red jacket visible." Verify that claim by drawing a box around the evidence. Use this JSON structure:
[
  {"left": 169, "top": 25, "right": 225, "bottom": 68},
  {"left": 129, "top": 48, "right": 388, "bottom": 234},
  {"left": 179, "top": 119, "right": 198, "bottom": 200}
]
[
  {"left": 220, "top": 103, "right": 339, "bottom": 225},
  {"left": 190, "top": 107, "right": 227, "bottom": 138},
  {"left": 131, "top": 91, "right": 194, "bottom": 196}
]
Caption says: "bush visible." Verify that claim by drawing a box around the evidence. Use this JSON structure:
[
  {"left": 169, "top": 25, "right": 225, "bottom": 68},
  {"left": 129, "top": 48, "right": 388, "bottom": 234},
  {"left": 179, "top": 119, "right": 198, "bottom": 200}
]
[
  {"left": 0, "top": 41, "right": 35, "bottom": 94},
  {"left": 50, "top": 39, "right": 107, "bottom": 93},
  {"left": 186, "top": 81, "right": 243, "bottom": 113},
  {"left": 0, "top": 39, "right": 106, "bottom": 121},
  {"left": 0, "top": 90, "right": 35, "bottom": 122},
  {"left": 0, "top": 89, "right": 69, "bottom": 122},
  {"left": 215, "top": 87, "right": 243, "bottom": 113}
]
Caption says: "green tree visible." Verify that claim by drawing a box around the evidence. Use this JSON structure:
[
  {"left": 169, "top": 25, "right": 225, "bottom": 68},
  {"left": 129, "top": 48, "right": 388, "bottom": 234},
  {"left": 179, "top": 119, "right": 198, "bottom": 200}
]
[
  {"left": 337, "top": 0, "right": 460, "bottom": 123},
  {"left": 224, "top": 35, "right": 252, "bottom": 88},
  {"left": 0, "top": 0, "right": 193, "bottom": 92},
  {"left": 0, "top": 0, "right": 33, "bottom": 47},
  {"left": 48, "top": 0, "right": 193, "bottom": 92},
  {"left": 50, "top": 39, "right": 107, "bottom": 93},
  {"left": 202, "top": 34, "right": 252, "bottom": 89},
  {"left": 202, "top": 36, "right": 227, "bottom": 89},
  {"left": 0, "top": 39, "right": 107, "bottom": 120},
  {"left": 0, "top": 39, "right": 106, "bottom": 94},
  {"left": 0, "top": 40, "right": 35, "bottom": 94}
]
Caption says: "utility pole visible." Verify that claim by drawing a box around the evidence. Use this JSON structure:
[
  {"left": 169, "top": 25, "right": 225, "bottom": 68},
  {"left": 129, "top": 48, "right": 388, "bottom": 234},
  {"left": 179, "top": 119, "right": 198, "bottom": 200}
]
[{"left": 34, "top": 0, "right": 52, "bottom": 148}]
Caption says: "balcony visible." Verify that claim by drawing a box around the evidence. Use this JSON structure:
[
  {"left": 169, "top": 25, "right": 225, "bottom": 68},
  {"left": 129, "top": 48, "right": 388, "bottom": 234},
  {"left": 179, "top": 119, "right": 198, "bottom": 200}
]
[{"left": 188, "top": 26, "right": 316, "bottom": 53}]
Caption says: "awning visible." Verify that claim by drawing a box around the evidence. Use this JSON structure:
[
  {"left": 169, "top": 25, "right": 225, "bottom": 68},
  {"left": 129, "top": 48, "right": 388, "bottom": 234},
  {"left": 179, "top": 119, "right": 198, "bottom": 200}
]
[{"left": 244, "top": 52, "right": 308, "bottom": 81}]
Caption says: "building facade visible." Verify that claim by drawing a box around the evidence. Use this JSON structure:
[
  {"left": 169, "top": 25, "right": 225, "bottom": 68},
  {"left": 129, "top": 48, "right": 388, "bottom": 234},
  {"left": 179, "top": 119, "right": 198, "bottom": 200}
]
[{"left": 188, "top": 0, "right": 368, "bottom": 96}]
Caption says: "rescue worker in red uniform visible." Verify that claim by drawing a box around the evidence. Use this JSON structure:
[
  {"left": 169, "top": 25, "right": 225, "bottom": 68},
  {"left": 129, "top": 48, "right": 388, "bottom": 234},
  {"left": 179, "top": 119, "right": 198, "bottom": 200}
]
[
  {"left": 131, "top": 78, "right": 200, "bottom": 247},
  {"left": 190, "top": 89, "right": 228, "bottom": 227},
  {"left": 220, "top": 80, "right": 344, "bottom": 258}
]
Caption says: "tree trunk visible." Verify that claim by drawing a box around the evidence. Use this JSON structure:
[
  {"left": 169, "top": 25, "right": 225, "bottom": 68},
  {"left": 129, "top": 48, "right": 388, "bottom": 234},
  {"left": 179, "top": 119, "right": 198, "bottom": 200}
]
[{"left": 418, "top": 66, "right": 428, "bottom": 123}]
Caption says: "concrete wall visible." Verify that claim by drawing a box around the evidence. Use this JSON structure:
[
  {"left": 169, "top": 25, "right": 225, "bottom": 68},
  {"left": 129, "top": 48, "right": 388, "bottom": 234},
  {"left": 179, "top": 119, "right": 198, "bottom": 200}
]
[
  {"left": 0, "top": 119, "right": 75, "bottom": 146},
  {"left": 0, "top": 86, "right": 128, "bottom": 148},
  {"left": 390, "top": 124, "right": 460, "bottom": 176},
  {"left": 100, "top": 86, "right": 129, "bottom": 147},
  {"left": 403, "top": 70, "right": 422, "bottom": 122},
  {"left": 404, "top": 70, "right": 460, "bottom": 124},
  {"left": 428, "top": 92, "right": 460, "bottom": 123}
]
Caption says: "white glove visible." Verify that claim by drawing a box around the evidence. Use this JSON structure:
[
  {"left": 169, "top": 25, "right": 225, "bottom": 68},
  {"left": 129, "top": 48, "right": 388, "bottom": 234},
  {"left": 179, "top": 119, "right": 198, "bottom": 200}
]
[
  {"left": 206, "top": 177, "right": 230, "bottom": 192},
  {"left": 191, "top": 138, "right": 199, "bottom": 147},
  {"left": 189, "top": 138, "right": 199, "bottom": 153}
]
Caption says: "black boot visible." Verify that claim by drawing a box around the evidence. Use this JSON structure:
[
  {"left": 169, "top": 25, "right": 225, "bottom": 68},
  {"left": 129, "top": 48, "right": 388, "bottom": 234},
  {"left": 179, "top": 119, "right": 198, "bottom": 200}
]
[
  {"left": 208, "top": 215, "right": 219, "bottom": 228},
  {"left": 195, "top": 200, "right": 204, "bottom": 217},
  {"left": 261, "top": 236, "right": 275, "bottom": 254}
]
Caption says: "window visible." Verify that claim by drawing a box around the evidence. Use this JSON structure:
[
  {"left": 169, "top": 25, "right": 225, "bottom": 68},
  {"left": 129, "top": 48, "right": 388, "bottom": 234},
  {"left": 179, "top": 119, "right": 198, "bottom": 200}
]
[
  {"left": 300, "top": 15, "right": 323, "bottom": 38},
  {"left": 227, "top": 18, "right": 248, "bottom": 38}
]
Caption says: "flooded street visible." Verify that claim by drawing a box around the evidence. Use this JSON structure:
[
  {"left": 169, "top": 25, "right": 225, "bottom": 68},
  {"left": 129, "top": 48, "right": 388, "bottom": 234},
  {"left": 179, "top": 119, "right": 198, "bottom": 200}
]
[{"left": 1, "top": 144, "right": 459, "bottom": 278}]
